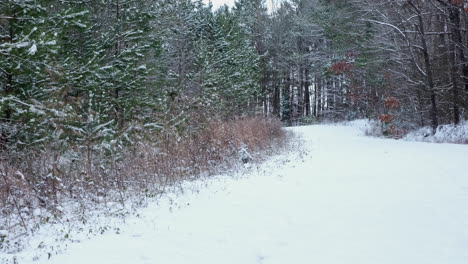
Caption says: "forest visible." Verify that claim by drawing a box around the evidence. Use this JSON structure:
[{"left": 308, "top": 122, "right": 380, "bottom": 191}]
[
  {"left": 3, "top": 0, "right": 468, "bottom": 151},
  {"left": 1, "top": 0, "right": 468, "bottom": 239}
]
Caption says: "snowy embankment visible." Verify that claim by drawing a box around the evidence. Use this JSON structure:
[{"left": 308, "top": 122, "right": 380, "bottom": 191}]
[
  {"left": 2, "top": 124, "right": 468, "bottom": 264},
  {"left": 404, "top": 120, "right": 468, "bottom": 144},
  {"left": 348, "top": 118, "right": 468, "bottom": 144}
]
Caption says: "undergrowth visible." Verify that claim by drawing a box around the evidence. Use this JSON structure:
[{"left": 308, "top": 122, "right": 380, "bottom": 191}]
[{"left": 349, "top": 118, "right": 468, "bottom": 144}]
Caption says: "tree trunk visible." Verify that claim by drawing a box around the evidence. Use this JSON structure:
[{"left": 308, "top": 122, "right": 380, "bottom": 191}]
[
  {"left": 290, "top": 71, "right": 295, "bottom": 125},
  {"left": 411, "top": 2, "right": 439, "bottom": 134},
  {"left": 273, "top": 75, "right": 281, "bottom": 117},
  {"left": 304, "top": 68, "right": 311, "bottom": 116},
  {"left": 312, "top": 76, "right": 317, "bottom": 117},
  {"left": 282, "top": 71, "right": 292, "bottom": 126},
  {"left": 298, "top": 68, "right": 304, "bottom": 119},
  {"left": 1, "top": 17, "right": 15, "bottom": 149},
  {"left": 260, "top": 71, "right": 268, "bottom": 116},
  {"left": 114, "top": 0, "right": 125, "bottom": 129},
  {"left": 448, "top": 6, "right": 463, "bottom": 124},
  {"left": 316, "top": 76, "right": 322, "bottom": 119}
]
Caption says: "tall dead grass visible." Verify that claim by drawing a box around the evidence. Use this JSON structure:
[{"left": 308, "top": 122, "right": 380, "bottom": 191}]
[{"left": 0, "top": 117, "right": 287, "bottom": 236}]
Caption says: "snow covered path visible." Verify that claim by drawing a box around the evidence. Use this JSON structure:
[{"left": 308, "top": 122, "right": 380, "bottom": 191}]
[{"left": 22, "top": 125, "right": 468, "bottom": 263}]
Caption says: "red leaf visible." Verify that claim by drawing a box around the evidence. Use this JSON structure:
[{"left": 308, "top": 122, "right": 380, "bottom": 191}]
[
  {"left": 384, "top": 97, "right": 400, "bottom": 109},
  {"left": 330, "top": 61, "right": 353, "bottom": 74}
]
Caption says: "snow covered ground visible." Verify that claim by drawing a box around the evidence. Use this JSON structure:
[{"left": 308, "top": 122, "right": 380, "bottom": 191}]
[{"left": 3, "top": 124, "right": 468, "bottom": 264}]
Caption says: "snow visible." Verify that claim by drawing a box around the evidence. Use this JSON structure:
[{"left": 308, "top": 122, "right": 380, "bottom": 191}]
[
  {"left": 204, "top": 0, "right": 235, "bottom": 10},
  {"left": 15, "top": 42, "right": 30, "bottom": 49},
  {"left": 405, "top": 120, "right": 468, "bottom": 144},
  {"left": 72, "top": 21, "right": 87, "bottom": 28},
  {"left": 43, "top": 40, "right": 57, "bottom": 46},
  {"left": 28, "top": 44, "right": 37, "bottom": 55},
  {"left": 137, "top": 64, "right": 147, "bottom": 70},
  {"left": 63, "top": 11, "right": 90, "bottom": 19},
  {"left": 143, "top": 123, "right": 163, "bottom": 129},
  {"left": 2, "top": 124, "right": 468, "bottom": 264}
]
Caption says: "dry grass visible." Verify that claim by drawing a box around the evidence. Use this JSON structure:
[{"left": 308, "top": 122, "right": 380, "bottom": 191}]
[{"left": 0, "top": 116, "right": 287, "bottom": 237}]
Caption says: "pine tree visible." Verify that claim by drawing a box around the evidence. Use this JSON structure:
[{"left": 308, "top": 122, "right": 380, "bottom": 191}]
[
  {"left": 0, "top": 1, "right": 72, "bottom": 149},
  {"left": 193, "top": 7, "right": 260, "bottom": 115}
]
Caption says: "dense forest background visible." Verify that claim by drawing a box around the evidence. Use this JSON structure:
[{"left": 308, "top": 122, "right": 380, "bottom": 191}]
[
  {"left": 2, "top": 0, "right": 468, "bottom": 257},
  {"left": 2, "top": 0, "right": 468, "bottom": 149}
]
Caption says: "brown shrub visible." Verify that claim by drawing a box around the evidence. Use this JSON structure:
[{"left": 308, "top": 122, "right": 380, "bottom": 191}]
[
  {"left": 0, "top": 116, "right": 287, "bottom": 234},
  {"left": 378, "top": 114, "right": 394, "bottom": 123},
  {"left": 383, "top": 97, "right": 400, "bottom": 110}
]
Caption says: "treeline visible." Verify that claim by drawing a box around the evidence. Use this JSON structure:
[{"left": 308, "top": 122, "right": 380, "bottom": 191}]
[
  {"left": 0, "top": 0, "right": 262, "bottom": 153},
  {"left": 257, "top": 0, "right": 468, "bottom": 133},
  {"left": 4, "top": 0, "right": 467, "bottom": 149},
  {"left": 359, "top": 0, "right": 468, "bottom": 134}
]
